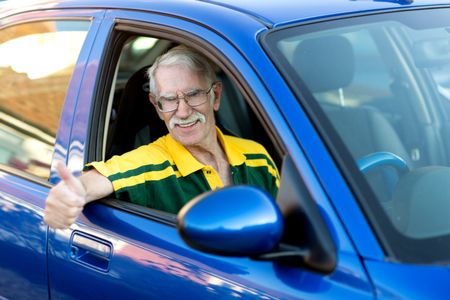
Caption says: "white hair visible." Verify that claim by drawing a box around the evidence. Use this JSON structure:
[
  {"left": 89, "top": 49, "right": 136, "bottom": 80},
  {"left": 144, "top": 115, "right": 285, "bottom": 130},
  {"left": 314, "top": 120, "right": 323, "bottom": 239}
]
[{"left": 147, "top": 45, "right": 217, "bottom": 96}]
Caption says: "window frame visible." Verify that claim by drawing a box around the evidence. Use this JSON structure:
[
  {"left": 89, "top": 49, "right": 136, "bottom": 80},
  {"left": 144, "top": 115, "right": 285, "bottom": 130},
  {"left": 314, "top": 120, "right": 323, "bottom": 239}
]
[{"left": 87, "top": 17, "right": 286, "bottom": 225}]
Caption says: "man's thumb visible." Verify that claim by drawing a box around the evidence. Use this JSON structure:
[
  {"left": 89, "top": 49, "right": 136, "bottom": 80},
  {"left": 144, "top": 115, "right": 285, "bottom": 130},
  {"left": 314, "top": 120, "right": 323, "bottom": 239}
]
[{"left": 56, "top": 162, "right": 85, "bottom": 194}]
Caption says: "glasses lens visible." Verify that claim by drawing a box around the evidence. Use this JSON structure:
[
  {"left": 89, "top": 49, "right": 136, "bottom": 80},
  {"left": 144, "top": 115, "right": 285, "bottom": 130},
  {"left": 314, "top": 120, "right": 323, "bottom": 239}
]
[
  {"left": 158, "top": 98, "right": 178, "bottom": 112},
  {"left": 156, "top": 84, "right": 214, "bottom": 112},
  {"left": 186, "top": 90, "right": 207, "bottom": 106}
]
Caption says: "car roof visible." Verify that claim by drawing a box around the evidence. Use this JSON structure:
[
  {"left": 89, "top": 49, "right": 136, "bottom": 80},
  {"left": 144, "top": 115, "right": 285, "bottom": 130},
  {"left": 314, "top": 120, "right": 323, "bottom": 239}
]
[
  {"left": 1, "top": 0, "right": 449, "bottom": 28},
  {"left": 204, "top": 0, "right": 450, "bottom": 27}
]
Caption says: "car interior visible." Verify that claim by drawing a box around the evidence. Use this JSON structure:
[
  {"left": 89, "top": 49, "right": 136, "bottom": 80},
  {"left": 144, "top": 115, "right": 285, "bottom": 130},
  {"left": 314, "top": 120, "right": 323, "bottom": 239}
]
[
  {"left": 289, "top": 26, "right": 450, "bottom": 239},
  {"left": 293, "top": 35, "right": 411, "bottom": 215}
]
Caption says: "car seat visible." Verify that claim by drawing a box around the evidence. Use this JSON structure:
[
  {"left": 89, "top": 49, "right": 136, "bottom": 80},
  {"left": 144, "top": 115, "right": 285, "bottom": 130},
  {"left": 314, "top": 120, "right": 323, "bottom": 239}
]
[{"left": 293, "top": 35, "right": 411, "bottom": 205}]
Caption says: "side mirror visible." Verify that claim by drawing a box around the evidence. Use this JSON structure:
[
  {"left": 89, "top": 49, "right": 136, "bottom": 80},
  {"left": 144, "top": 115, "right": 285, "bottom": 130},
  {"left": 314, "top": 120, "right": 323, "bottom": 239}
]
[
  {"left": 177, "top": 186, "right": 283, "bottom": 256},
  {"left": 177, "top": 155, "right": 336, "bottom": 275}
]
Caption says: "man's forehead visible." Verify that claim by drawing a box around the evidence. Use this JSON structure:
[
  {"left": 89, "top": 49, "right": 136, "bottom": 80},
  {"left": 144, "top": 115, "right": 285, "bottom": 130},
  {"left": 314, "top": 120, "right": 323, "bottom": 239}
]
[
  {"left": 155, "top": 64, "right": 202, "bottom": 79},
  {"left": 155, "top": 65, "right": 207, "bottom": 94}
]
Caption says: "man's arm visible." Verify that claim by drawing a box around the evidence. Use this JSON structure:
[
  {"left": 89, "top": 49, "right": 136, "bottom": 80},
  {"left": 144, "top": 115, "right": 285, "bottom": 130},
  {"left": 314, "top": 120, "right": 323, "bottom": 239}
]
[{"left": 44, "top": 162, "right": 114, "bottom": 229}]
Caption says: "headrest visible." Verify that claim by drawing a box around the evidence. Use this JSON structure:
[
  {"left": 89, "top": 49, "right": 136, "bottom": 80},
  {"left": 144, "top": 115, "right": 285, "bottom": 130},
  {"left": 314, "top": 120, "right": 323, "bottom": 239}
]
[
  {"left": 293, "top": 35, "right": 355, "bottom": 93},
  {"left": 117, "top": 65, "right": 154, "bottom": 132},
  {"left": 107, "top": 65, "right": 168, "bottom": 158}
]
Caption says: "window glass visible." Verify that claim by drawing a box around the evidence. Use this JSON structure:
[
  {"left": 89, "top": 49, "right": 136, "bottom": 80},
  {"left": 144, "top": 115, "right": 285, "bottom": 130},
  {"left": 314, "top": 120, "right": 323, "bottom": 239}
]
[
  {"left": 264, "top": 8, "right": 450, "bottom": 263},
  {"left": 312, "top": 30, "right": 394, "bottom": 107},
  {"left": 0, "top": 20, "right": 90, "bottom": 179}
]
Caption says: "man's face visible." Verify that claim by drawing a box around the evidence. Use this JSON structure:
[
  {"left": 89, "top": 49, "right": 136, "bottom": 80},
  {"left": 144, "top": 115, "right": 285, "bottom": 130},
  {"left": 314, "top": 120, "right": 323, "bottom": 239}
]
[{"left": 151, "top": 64, "right": 221, "bottom": 148}]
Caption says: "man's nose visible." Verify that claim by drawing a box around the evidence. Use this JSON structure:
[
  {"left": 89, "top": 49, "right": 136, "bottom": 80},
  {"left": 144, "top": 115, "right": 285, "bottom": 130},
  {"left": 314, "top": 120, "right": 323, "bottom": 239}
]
[{"left": 175, "top": 97, "right": 192, "bottom": 118}]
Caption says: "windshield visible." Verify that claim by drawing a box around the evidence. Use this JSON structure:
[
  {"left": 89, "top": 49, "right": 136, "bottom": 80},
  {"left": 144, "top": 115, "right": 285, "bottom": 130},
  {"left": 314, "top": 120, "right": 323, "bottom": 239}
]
[{"left": 264, "top": 8, "right": 450, "bottom": 264}]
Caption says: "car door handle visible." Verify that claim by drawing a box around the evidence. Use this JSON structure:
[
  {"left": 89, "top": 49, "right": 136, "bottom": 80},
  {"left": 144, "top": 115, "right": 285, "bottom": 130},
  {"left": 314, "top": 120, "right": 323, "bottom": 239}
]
[{"left": 70, "top": 232, "right": 112, "bottom": 271}]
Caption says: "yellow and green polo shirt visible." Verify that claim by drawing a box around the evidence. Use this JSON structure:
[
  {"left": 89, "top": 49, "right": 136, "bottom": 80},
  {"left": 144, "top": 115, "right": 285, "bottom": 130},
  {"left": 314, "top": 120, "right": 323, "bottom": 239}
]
[{"left": 88, "top": 128, "right": 280, "bottom": 214}]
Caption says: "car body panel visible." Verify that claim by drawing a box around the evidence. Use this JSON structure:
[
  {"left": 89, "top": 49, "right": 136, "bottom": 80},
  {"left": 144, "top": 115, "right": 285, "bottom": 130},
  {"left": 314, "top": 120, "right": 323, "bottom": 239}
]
[
  {"left": 0, "top": 172, "right": 48, "bottom": 299},
  {"left": 1, "top": 0, "right": 450, "bottom": 299},
  {"left": 49, "top": 203, "right": 374, "bottom": 299},
  {"left": 364, "top": 260, "right": 450, "bottom": 298}
]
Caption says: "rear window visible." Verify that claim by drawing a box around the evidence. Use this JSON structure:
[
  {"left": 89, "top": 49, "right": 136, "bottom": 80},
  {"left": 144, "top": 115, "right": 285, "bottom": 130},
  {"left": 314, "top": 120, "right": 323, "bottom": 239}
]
[{"left": 0, "top": 20, "right": 90, "bottom": 179}]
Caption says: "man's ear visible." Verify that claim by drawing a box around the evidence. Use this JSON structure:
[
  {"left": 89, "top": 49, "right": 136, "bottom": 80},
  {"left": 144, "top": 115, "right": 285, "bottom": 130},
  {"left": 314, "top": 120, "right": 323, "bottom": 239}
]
[
  {"left": 212, "top": 81, "right": 223, "bottom": 111},
  {"left": 149, "top": 94, "right": 164, "bottom": 120}
]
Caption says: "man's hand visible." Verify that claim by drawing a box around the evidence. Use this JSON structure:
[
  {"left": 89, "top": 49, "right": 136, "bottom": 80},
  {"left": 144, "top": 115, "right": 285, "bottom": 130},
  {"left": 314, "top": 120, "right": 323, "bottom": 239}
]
[{"left": 44, "top": 162, "right": 87, "bottom": 229}]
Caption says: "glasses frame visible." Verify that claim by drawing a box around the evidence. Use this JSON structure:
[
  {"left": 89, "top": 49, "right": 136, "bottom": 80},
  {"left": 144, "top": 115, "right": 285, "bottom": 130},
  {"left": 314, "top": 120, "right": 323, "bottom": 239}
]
[{"left": 153, "top": 82, "right": 217, "bottom": 113}]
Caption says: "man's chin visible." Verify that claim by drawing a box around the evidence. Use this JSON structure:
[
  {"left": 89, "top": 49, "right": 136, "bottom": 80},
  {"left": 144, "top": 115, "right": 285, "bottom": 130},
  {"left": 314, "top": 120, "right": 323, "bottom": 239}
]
[
  {"left": 173, "top": 136, "right": 201, "bottom": 147},
  {"left": 170, "top": 126, "right": 202, "bottom": 146}
]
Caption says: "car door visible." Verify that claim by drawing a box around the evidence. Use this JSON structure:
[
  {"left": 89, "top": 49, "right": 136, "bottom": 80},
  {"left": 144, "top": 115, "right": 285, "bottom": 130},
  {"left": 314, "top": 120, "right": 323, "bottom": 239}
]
[
  {"left": 0, "top": 8, "right": 102, "bottom": 300},
  {"left": 46, "top": 6, "right": 377, "bottom": 299}
]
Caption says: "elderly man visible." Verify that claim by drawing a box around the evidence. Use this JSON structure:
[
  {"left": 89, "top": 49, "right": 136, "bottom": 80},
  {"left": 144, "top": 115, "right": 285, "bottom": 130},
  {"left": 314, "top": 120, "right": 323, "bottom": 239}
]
[{"left": 44, "top": 46, "right": 279, "bottom": 229}]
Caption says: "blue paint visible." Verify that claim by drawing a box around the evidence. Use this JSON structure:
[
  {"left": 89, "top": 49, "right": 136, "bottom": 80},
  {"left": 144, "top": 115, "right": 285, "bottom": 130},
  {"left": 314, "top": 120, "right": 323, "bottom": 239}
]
[{"left": 1, "top": 0, "right": 449, "bottom": 299}]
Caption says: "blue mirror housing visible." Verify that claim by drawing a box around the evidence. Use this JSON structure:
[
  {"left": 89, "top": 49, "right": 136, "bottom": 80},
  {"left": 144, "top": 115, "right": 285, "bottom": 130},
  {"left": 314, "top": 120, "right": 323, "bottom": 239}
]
[{"left": 177, "top": 186, "right": 283, "bottom": 256}]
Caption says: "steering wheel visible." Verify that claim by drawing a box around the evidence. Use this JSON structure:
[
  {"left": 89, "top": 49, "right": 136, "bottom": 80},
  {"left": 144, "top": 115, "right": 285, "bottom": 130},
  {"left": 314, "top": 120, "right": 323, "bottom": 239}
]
[{"left": 357, "top": 151, "right": 409, "bottom": 174}]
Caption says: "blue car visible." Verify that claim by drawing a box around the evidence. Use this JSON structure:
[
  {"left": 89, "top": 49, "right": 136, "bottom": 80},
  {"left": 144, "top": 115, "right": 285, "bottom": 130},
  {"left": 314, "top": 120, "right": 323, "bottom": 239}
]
[{"left": 1, "top": 0, "right": 450, "bottom": 298}]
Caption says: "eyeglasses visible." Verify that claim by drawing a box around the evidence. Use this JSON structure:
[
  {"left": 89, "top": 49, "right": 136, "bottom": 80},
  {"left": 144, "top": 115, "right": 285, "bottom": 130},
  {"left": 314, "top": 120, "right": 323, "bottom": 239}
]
[{"left": 153, "top": 83, "right": 216, "bottom": 113}]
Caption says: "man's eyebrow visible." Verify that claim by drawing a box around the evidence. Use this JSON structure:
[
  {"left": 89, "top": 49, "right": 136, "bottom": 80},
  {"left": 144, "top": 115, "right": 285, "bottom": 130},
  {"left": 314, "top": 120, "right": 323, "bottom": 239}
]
[
  {"left": 181, "top": 86, "right": 201, "bottom": 93},
  {"left": 158, "top": 91, "right": 177, "bottom": 98},
  {"left": 159, "top": 87, "right": 201, "bottom": 97},
  {"left": 185, "top": 88, "right": 201, "bottom": 94}
]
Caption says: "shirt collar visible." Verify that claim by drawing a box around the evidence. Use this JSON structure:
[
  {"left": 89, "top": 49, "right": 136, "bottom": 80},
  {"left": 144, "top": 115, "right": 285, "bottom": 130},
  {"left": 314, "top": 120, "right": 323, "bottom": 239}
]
[
  {"left": 165, "top": 127, "right": 246, "bottom": 177},
  {"left": 216, "top": 127, "right": 246, "bottom": 166}
]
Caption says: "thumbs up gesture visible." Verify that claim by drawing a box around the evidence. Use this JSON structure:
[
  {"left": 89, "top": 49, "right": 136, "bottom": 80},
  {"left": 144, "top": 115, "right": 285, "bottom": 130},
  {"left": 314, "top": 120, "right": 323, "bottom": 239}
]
[{"left": 44, "top": 162, "right": 87, "bottom": 229}]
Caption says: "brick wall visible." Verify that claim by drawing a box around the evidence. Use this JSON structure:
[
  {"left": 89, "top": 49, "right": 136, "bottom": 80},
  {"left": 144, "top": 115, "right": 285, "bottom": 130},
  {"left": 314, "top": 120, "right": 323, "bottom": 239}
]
[
  {"left": 0, "top": 21, "right": 71, "bottom": 136},
  {"left": 0, "top": 66, "right": 71, "bottom": 136}
]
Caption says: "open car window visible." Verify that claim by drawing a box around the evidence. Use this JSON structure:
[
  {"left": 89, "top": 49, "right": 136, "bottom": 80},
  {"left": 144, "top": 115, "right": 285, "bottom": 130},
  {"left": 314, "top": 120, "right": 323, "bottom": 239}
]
[
  {"left": 95, "top": 33, "right": 281, "bottom": 217},
  {"left": 105, "top": 36, "right": 278, "bottom": 162}
]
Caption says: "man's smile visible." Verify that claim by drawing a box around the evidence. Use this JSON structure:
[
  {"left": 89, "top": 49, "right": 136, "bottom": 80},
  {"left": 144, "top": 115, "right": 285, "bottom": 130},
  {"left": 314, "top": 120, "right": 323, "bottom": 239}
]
[{"left": 176, "top": 120, "right": 198, "bottom": 128}]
